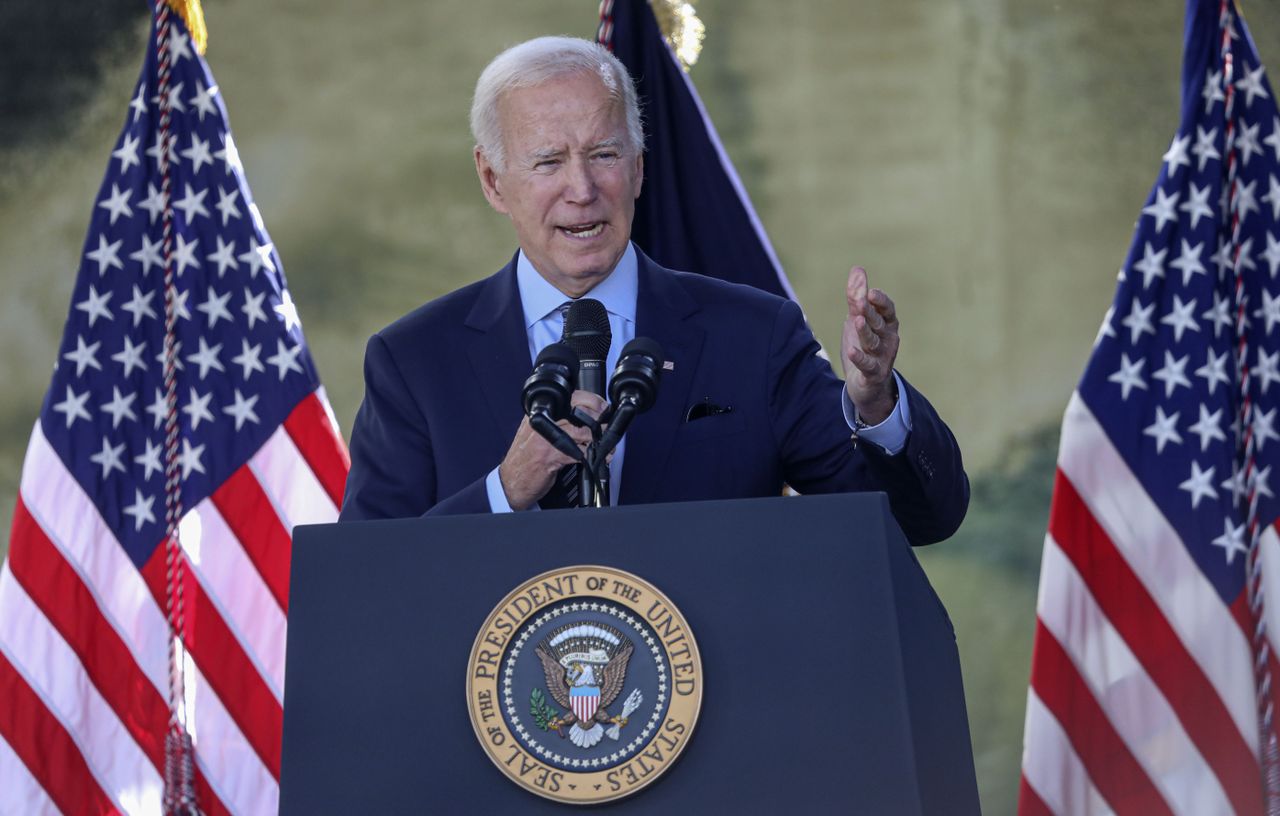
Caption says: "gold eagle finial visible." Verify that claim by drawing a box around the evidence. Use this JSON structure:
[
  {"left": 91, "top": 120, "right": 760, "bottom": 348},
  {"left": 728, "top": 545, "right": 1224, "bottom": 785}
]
[{"left": 650, "top": 0, "right": 705, "bottom": 72}]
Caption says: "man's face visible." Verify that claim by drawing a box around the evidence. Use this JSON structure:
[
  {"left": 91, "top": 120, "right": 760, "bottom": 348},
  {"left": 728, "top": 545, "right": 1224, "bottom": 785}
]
[{"left": 475, "top": 71, "right": 643, "bottom": 298}]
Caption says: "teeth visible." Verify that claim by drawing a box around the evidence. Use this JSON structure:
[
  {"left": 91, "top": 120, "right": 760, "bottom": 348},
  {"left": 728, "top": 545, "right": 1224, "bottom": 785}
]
[{"left": 563, "top": 223, "right": 603, "bottom": 239}]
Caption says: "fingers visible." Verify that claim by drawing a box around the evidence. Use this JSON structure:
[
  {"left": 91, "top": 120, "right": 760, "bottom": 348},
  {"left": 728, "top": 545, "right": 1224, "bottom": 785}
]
[
  {"left": 848, "top": 266, "right": 897, "bottom": 324},
  {"left": 557, "top": 418, "right": 595, "bottom": 452},
  {"left": 846, "top": 266, "right": 867, "bottom": 310},
  {"left": 500, "top": 418, "right": 568, "bottom": 510},
  {"left": 500, "top": 404, "right": 616, "bottom": 509},
  {"left": 514, "top": 416, "right": 585, "bottom": 468},
  {"left": 842, "top": 265, "right": 899, "bottom": 378},
  {"left": 850, "top": 299, "right": 891, "bottom": 354},
  {"left": 848, "top": 267, "right": 898, "bottom": 343},
  {"left": 854, "top": 313, "right": 882, "bottom": 352},
  {"left": 570, "top": 389, "right": 608, "bottom": 420},
  {"left": 845, "top": 345, "right": 881, "bottom": 377},
  {"left": 842, "top": 264, "right": 902, "bottom": 422},
  {"left": 867, "top": 286, "right": 898, "bottom": 328}
]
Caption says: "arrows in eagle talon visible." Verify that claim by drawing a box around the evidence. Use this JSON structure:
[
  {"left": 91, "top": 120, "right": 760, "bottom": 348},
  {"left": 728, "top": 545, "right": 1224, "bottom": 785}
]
[{"left": 607, "top": 689, "right": 643, "bottom": 740}]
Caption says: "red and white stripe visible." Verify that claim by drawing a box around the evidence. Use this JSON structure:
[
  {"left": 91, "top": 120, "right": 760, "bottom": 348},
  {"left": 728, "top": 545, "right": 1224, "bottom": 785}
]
[
  {"left": 572, "top": 692, "right": 600, "bottom": 723},
  {"left": 0, "top": 389, "right": 347, "bottom": 815},
  {"left": 1020, "top": 393, "right": 1276, "bottom": 814}
]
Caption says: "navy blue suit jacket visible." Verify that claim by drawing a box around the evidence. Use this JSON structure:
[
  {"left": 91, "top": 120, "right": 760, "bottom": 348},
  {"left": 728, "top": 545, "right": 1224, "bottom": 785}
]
[{"left": 340, "top": 250, "right": 969, "bottom": 544}]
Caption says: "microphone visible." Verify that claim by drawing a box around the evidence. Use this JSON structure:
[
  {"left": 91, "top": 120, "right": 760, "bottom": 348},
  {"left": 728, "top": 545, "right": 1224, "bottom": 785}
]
[
  {"left": 561, "top": 300, "right": 611, "bottom": 507},
  {"left": 562, "top": 299, "right": 611, "bottom": 397},
  {"left": 608, "top": 337, "right": 664, "bottom": 412},
  {"left": 596, "top": 338, "right": 664, "bottom": 458},
  {"left": 522, "top": 343, "right": 585, "bottom": 463},
  {"left": 522, "top": 342, "right": 579, "bottom": 420}
]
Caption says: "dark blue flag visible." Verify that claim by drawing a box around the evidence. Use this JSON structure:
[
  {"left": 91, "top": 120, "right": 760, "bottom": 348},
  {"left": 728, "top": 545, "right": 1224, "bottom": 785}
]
[{"left": 598, "top": 0, "right": 797, "bottom": 300}]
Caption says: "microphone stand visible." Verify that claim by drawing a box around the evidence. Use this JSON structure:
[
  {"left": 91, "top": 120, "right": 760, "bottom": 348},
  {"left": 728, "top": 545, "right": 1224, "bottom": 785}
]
[
  {"left": 582, "top": 399, "right": 641, "bottom": 508},
  {"left": 572, "top": 408, "right": 608, "bottom": 507}
]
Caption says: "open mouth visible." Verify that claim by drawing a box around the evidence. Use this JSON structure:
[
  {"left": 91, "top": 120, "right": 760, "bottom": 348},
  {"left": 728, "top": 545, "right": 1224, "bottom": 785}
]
[{"left": 559, "top": 222, "right": 604, "bottom": 239}]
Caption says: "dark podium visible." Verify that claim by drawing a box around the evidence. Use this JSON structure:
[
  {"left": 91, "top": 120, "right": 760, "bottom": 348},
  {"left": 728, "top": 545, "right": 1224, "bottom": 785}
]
[{"left": 280, "top": 494, "right": 979, "bottom": 814}]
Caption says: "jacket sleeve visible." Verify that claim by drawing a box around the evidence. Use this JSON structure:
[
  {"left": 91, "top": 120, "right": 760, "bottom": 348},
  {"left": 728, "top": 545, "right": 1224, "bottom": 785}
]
[
  {"left": 767, "top": 299, "right": 969, "bottom": 545},
  {"left": 858, "top": 377, "right": 970, "bottom": 545},
  {"left": 339, "top": 333, "right": 492, "bottom": 521}
]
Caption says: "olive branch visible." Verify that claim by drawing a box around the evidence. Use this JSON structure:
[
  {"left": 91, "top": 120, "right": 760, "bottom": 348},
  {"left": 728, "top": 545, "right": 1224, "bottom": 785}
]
[{"left": 529, "top": 688, "right": 559, "bottom": 731}]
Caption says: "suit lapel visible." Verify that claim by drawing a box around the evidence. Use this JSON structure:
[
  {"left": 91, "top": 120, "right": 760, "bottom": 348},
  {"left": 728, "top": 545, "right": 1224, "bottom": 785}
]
[
  {"left": 464, "top": 255, "right": 531, "bottom": 445},
  {"left": 620, "top": 253, "right": 704, "bottom": 504}
]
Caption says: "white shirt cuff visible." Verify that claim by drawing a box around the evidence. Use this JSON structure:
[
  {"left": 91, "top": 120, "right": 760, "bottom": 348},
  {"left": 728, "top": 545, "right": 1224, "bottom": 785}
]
[
  {"left": 486, "top": 466, "right": 532, "bottom": 513},
  {"left": 840, "top": 371, "right": 912, "bottom": 455}
]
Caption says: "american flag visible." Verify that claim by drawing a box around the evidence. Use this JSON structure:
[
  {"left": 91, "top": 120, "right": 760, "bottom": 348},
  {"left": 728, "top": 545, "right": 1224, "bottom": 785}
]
[
  {"left": 1021, "top": 2, "right": 1280, "bottom": 813},
  {"left": 0, "top": 4, "right": 348, "bottom": 814}
]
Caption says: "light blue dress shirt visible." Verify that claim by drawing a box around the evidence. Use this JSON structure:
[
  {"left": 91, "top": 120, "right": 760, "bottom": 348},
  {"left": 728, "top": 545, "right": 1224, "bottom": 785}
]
[{"left": 485, "top": 243, "right": 910, "bottom": 512}]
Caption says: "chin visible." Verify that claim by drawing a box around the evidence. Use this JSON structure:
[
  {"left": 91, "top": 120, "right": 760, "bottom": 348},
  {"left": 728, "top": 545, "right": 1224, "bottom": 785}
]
[
  {"left": 578, "top": 243, "right": 626, "bottom": 271},
  {"left": 563, "top": 265, "right": 612, "bottom": 288}
]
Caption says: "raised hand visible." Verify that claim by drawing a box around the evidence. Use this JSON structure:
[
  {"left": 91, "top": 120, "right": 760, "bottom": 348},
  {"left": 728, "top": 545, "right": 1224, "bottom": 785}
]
[{"left": 841, "top": 266, "right": 900, "bottom": 425}]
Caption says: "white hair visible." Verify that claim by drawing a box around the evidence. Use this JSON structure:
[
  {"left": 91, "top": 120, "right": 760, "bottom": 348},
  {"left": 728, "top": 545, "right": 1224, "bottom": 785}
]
[{"left": 470, "top": 36, "right": 644, "bottom": 173}]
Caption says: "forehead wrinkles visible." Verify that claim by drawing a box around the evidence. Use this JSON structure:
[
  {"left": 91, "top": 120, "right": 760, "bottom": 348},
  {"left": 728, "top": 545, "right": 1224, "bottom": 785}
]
[{"left": 498, "top": 80, "right": 627, "bottom": 162}]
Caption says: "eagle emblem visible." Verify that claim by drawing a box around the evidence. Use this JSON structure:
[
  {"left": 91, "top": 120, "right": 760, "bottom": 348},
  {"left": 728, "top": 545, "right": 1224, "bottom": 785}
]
[
  {"left": 469, "top": 566, "right": 703, "bottom": 803},
  {"left": 533, "top": 621, "right": 642, "bottom": 749}
]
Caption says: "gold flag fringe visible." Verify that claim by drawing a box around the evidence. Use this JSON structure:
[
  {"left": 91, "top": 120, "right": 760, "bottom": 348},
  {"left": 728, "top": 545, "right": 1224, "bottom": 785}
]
[
  {"left": 650, "top": 0, "right": 705, "bottom": 71},
  {"left": 164, "top": 0, "right": 207, "bottom": 54}
]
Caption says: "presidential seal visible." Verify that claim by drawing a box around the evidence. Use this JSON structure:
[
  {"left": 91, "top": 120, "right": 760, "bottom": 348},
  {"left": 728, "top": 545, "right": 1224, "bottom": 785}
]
[{"left": 467, "top": 565, "right": 702, "bottom": 804}]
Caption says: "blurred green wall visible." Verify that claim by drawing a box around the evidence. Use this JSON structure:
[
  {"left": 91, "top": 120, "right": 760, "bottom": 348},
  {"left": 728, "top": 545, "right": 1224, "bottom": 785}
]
[{"left": 5, "top": 1, "right": 1280, "bottom": 812}]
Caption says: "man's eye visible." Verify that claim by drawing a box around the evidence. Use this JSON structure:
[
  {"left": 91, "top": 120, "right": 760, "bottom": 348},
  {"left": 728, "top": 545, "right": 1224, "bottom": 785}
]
[
  {"left": 534, "top": 159, "right": 560, "bottom": 170},
  {"left": 594, "top": 152, "right": 619, "bottom": 163}
]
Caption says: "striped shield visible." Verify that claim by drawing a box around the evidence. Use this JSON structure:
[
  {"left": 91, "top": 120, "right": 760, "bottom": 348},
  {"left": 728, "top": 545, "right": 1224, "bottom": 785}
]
[{"left": 570, "top": 685, "right": 600, "bottom": 723}]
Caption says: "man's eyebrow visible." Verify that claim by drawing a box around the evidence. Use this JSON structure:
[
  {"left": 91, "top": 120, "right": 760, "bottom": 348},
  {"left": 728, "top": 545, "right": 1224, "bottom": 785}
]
[
  {"left": 529, "top": 147, "right": 566, "bottom": 162},
  {"left": 589, "top": 138, "right": 624, "bottom": 151},
  {"left": 526, "top": 140, "right": 623, "bottom": 163}
]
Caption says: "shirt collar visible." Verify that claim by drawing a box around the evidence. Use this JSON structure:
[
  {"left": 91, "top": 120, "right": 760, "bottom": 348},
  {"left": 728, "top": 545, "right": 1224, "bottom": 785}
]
[{"left": 516, "top": 242, "right": 639, "bottom": 329}]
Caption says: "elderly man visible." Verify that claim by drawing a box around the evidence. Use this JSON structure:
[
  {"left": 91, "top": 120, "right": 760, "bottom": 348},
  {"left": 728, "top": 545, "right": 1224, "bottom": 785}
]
[{"left": 339, "top": 36, "right": 968, "bottom": 545}]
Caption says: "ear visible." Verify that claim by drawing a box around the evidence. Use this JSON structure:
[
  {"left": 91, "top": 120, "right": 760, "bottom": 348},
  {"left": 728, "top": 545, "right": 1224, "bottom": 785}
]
[
  {"left": 631, "top": 150, "right": 644, "bottom": 201},
  {"left": 475, "top": 146, "right": 510, "bottom": 215}
]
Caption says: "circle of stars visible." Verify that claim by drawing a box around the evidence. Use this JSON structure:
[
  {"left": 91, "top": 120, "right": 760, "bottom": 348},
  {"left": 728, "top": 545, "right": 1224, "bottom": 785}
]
[{"left": 500, "top": 600, "right": 668, "bottom": 771}]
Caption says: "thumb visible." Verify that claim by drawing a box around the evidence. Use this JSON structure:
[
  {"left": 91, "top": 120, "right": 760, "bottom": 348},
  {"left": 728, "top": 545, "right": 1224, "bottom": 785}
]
[{"left": 846, "top": 265, "right": 868, "bottom": 315}]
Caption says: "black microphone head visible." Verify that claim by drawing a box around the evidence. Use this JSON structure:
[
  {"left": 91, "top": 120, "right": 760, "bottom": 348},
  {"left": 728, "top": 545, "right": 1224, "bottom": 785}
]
[
  {"left": 534, "top": 341, "right": 580, "bottom": 371},
  {"left": 619, "top": 337, "right": 664, "bottom": 369},
  {"left": 562, "top": 299, "right": 612, "bottom": 362},
  {"left": 563, "top": 299, "right": 611, "bottom": 396},
  {"left": 523, "top": 342, "right": 579, "bottom": 419},
  {"left": 608, "top": 337, "right": 664, "bottom": 412}
]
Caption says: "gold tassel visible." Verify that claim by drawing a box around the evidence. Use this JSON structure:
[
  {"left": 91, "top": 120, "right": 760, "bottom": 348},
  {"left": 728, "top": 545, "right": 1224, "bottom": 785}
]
[
  {"left": 164, "top": 0, "right": 208, "bottom": 55},
  {"left": 650, "top": 0, "right": 705, "bottom": 72}
]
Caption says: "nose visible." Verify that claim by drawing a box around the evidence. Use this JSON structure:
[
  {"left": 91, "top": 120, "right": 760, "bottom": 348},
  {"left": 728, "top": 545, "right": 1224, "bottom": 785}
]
[{"left": 563, "top": 156, "right": 598, "bottom": 205}]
